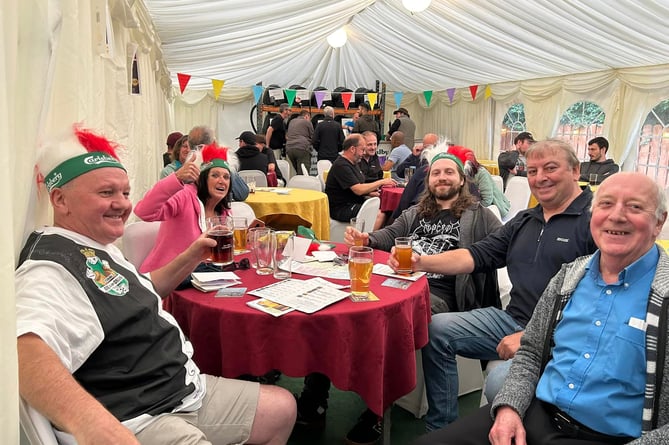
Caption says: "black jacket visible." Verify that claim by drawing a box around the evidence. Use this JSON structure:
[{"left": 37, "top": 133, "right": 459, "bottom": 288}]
[
  {"left": 237, "top": 145, "right": 269, "bottom": 174},
  {"left": 313, "top": 117, "right": 345, "bottom": 162}
]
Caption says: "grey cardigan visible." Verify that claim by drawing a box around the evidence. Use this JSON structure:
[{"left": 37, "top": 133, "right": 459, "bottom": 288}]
[
  {"left": 492, "top": 249, "right": 669, "bottom": 444},
  {"left": 369, "top": 203, "right": 503, "bottom": 311}
]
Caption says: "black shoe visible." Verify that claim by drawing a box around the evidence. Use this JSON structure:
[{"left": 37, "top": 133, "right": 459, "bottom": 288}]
[
  {"left": 345, "top": 409, "right": 383, "bottom": 445},
  {"left": 258, "top": 369, "right": 281, "bottom": 384},
  {"left": 294, "top": 393, "right": 327, "bottom": 432}
]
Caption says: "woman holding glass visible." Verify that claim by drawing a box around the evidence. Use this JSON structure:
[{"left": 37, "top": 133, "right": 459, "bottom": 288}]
[
  {"left": 134, "top": 144, "right": 232, "bottom": 273},
  {"left": 159, "top": 134, "right": 191, "bottom": 178}
]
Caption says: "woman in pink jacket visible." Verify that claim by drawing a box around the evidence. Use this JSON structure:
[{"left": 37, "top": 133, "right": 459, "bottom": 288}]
[{"left": 134, "top": 144, "right": 232, "bottom": 273}]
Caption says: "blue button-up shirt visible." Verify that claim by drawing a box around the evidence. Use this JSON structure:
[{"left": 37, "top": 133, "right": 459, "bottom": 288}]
[{"left": 536, "top": 246, "right": 659, "bottom": 437}]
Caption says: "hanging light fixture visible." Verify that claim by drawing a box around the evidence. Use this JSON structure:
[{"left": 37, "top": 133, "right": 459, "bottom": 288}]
[
  {"left": 402, "top": 0, "right": 432, "bottom": 13},
  {"left": 327, "top": 28, "right": 347, "bottom": 48}
]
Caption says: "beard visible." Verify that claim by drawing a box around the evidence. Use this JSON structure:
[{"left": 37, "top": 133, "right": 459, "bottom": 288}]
[{"left": 431, "top": 181, "right": 462, "bottom": 201}]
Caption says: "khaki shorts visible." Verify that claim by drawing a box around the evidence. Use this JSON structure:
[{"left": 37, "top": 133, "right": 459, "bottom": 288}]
[{"left": 136, "top": 375, "right": 260, "bottom": 445}]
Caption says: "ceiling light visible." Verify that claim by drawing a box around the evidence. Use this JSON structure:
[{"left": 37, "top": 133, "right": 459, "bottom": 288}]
[
  {"left": 327, "top": 28, "right": 347, "bottom": 48},
  {"left": 402, "top": 0, "right": 432, "bottom": 13}
]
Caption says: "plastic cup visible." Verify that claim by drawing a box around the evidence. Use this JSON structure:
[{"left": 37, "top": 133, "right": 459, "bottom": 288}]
[
  {"left": 589, "top": 173, "right": 598, "bottom": 186},
  {"left": 273, "top": 231, "right": 294, "bottom": 280},
  {"left": 206, "top": 216, "right": 233, "bottom": 266},
  {"left": 250, "top": 227, "right": 274, "bottom": 275},
  {"left": 349, "top": 246, "right": 374, "bottom": 297},
  {"left": 395, "top": 237, "right": 413, "bottom": 274}
]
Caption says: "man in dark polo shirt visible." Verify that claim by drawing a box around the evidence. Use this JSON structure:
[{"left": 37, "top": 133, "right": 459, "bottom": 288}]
[{"left": 325, "top": 133, "right": 395, "bottom": 222}]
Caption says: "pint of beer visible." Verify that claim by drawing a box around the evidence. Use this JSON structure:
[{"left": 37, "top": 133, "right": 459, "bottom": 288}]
[
  {"left": 395, "top": 237, "right": 413, "bottom": 274},
  {"left": 206, "top": 216, "right": 234, "bottom": 266},
  {"left": 349, "top": 246, "right": 374, "bottom": 297}
]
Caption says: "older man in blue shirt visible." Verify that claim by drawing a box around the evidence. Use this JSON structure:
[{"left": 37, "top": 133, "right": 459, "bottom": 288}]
[{"left": 412, "top": 172, "right": 669, "bottom": 445}]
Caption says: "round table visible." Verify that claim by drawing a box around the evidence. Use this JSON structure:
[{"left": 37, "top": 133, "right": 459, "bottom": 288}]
[
  {"left": 164, "top": 248, "right": 431, "bottom": 416},
  {"left": 380, "top": 186, "right": 405, "bottom": 212},
  {"left": 244, "top": 188, "right": 330, "bottom": 240}
]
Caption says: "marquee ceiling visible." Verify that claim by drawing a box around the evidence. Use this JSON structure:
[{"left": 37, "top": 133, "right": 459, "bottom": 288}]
[{"left": 143, "top": 0, "right": 669, "bottom": 93}]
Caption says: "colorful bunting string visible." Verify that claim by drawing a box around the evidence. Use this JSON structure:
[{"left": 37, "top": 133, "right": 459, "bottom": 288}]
[
  {"left": 367, "top": 93, "right": 378, "bottom": 109},
  {"left": 212, "top": 79, "right": 225, "bottom": 100},
  {"left": 284, "top": 89, "right": 297, "bottom": 107},
  {"left": 484, "top": 85, "right": 492, "bottom": 99},
  {"left": 252, "top": 84, "right": 263, "bottom": 103},
  {"left": 394, "top": 91, "right": 404, "bottom": 108},
  {"left": 177, "top": 73, "right": 191, "bottom": 94},
  {"left": 341, "top": 92, "right": 352, "bottom": 110}
]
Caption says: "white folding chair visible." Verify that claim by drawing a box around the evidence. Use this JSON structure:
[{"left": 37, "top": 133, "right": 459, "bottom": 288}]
[
  {"left": 231, "top": 201, "right": 256, "bottom": 222},
  {"left": 238, "top": 170, "right": 268, "bottom": 187},
  {"left": 502, "top": 176, "right": 531, "bottom": 223},
  {"left": 286, "top": 175, "right": 323, "bottom": 192},
  {"left": 491, "top": 174, "right": 504, "bottom": 193},
  {"left": 121, "top": 221, "right": 161, "bottom": 269},
  {"left": 329, "top": 197, "right": 380, "bottom": 242},
  {"left": 276, "top": 159, "right": 292, "bottom": 182},
  {"left": 20, "top": 398, "right": 58, "bottom": 445},
  {"left": 300, "top": 163, "right": 310, "bottom": 176}
]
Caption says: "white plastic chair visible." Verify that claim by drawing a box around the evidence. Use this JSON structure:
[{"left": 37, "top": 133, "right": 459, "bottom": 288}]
[
  {"left": 238, "top": 169, "right": 268, "bottom": 187},
  {"left": 502, "top": 176, "right": 531, "bottom": 223},
  {"left": 329, "top": 197, "right": 380, "bottom": 243},
  {"left": 121, "top": 221, "right": 161, "bottom": 269},
  {"left": 491, "top": 174, "right": 504, "bottom": 193},
  {"left": 276, "top": 159, "right": 292, "bottom": 182},
  {"left": 486, "top": 204, "right": 502, "bottom": 221},
  {"left": 20, "top": 398, "right": 58, "bottom": 445},
  {"left": 286, "top": 175, "right": 323, "bottom": 192},
  {"left": 231, "top": 201, "right": 256, "bottom": 222},
  {"left": 316, "top": 159, "right": 332, "bottom": 187}
]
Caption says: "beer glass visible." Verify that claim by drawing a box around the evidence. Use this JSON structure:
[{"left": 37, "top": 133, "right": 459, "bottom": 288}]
[
  {"left": 395, "top": 237, "right": 413, "bottom": 274},
  {"left": 349, "top": 246, "right": 374, "bottom": 297},
  {"left": 231, "top": 217, "right": 248, "bottom": 253},
  {"left": 250, "top": 227, "right": 274, "bottom": 275},
  {"left": 589, "top": 173, "right": 599, "bottom": 186},
  {"left": 206, "top": 216, "right": 234, "bottom": 266},
  {"left": 273, "top": 231, "right": 294, "bottom": 279},
  {"left": 349, "top": 217, "right": 365, "bottom": 247}
]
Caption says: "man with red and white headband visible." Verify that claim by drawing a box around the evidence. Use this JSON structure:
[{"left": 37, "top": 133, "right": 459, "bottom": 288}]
[{"left": 16, "top": 125, "right": 295, "bottom": 445}]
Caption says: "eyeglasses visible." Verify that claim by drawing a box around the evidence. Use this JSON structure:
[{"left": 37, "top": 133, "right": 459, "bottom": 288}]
[{"left": 221, "top": 258, "right": 251, "bottom": 271}]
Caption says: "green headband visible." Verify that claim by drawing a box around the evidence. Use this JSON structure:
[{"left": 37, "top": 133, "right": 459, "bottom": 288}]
[
  {"left": 430, "top": 152, "right": 464, "bottom": 171},
  {"left": 45, "top": 152, "right": 126, "bottom": 192},
  {"left": 201, "top": 159, "right": 231, "bottom": 173}
]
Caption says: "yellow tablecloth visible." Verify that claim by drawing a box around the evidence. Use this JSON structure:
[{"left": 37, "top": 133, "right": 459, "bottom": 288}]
[
  {"left": 479, "top": 160, "right": 499, "bottom": 176},
  {"left": 657, "top": 240, "right": 669, "bottom": 253},
  {"left": 245, "top": 189, "right": 330, "bottom": 240}
]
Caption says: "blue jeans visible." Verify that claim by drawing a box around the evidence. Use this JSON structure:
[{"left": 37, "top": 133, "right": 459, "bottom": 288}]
[{"left": 422, "top": 307, "right": 522, "bottom": 431}]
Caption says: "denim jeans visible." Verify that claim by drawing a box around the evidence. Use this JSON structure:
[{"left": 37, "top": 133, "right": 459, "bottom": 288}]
[{"left": 422, "top": 307, "right": 522, "bottom": 431}]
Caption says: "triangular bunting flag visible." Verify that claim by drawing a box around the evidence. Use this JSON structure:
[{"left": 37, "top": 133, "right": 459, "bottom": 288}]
[
  {"left": 484, "top": 85, "right": 492, "bottom": 99},
  {"left": 367, "top": 93, "right": 378, "bottom": 109},
  {"left": 284, "top": 89, "right": 296, "bottom": 107},
  {"left": 177, "top": 73, "right": 191, "bottom": 94},
  {"left": 211, "top": 79, "right": 225, "bottom": 100},
  {"left": 394, "top": 91, "right": 404, "bottom": 109},
  {"left": 314, "top": 90, "right": 327, "bottom": 108},
  {"left": 423, "top": 90, "right": 433, "bottom": 107},
  {"left": 469, "top": 85, "right": 478, "bottom": 100},
  {"left": 253, "top": 85, "right": 263, "bottom": 103},
  {"left": 341, "top": 92, "right": 353, "bottom": 110},
  {"left": 446, "top": 88, "right": 456, "bottom": 104}
]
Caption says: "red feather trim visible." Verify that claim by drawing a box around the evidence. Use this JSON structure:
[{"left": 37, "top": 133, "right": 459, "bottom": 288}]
[
  {"left": 201, "top": 143, "right": 228, "bottom": 163},
  {"left": 73, "top": 124, "right": 121, "bottom": 160}
]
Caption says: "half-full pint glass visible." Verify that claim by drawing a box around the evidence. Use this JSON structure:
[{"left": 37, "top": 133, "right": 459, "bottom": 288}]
[
  {"left": 395, "top": 237, "right": 413, "bottom": 274},
  {"left": 206, "top": 216, "right": 234, "bottom": 266},
  {"left": 349, "top": 246, "right": 374, "bottom": 297}
]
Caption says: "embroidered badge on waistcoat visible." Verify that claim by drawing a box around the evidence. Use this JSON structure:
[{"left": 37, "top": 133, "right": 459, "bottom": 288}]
[{"left": 80, "top": 248, "right": 129, "bottom": 296}]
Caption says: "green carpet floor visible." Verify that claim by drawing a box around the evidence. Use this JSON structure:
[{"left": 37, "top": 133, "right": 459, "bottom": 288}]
[{"left": 279, "top": 376, "right": 482, "bottom": 445}]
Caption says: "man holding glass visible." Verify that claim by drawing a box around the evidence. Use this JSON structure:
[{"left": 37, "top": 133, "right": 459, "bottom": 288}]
[
  {"left": 341, "top": 148, "right": 502, "bottom": 445},
  {"left": 389, "top": 140, "right": 598, "bottom": 432},
  {"left": 16, "top": 125, "right": 296, "bottom": 445}
]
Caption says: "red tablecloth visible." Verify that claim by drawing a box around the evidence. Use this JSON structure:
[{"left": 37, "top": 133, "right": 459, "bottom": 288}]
[
  {"left": 380, "top": 187, "right": 405, "bottom": 212},
  {"left": 164, "top": 248, "right": 431, "bottom": 416}
]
